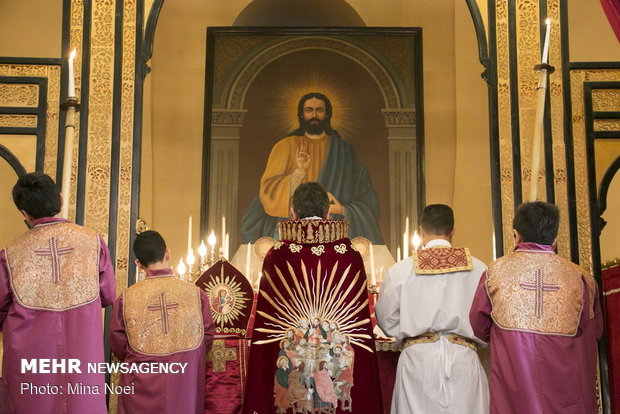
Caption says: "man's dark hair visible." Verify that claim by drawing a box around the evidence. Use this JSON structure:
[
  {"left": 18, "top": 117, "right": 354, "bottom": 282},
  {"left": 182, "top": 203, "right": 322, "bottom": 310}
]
[
  {"left": 513, "top": 201, "right": 559, "bottom": 245},
  {"left": 12, "top": 172, "right": 61, "bottom": 219},
  {"left": 420, "top": 204, "right": 454, "bottom": 236},
  {"left": 292, "top": 182, "right": 330, "bottom": 219},
  {"left": 289, "top": 92, "right": 340, "bottom": 137},
  {"left": 134, "top": 230, "right": 167, "bottom": 267}
]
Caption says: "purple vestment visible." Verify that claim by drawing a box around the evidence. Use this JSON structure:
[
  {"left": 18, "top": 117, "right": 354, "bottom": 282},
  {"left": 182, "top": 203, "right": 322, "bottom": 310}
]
[
  {"left": 470, "top": 243, "right": 603, "bottom": 414},
  {"left": 109, "top": 268, "right": 215, "bottom": 414},
  {"left": 0, "top": 217, "right": 116, "bottom": 414}
]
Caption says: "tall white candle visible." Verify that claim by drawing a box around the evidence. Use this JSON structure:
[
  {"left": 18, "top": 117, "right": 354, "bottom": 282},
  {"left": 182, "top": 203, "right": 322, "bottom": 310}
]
[
  {"left": 542, "top": 19, "right": 551, "bottom": 64},
  {"left": 68, "top": 49, "right": 76, "bottom": 97},
  {"left": 187, "top": 215, "right": 192, "bottom": 255},
  {"left": 404, "top": 216, "right": 409, "bottom": 257},
  {"left": 403, "top": 232, "right": 408, "bottom": 258},
  {"left": 246, "top": 242, "right": 252, "bottom": 278},
  {"left": 369, "top": 242, "right": 376, "bottom": 286},
  {"left": 225, "top": 233, "right": 230, "bottom": 260},
  {"left": 221, "top": 216, "right": 226, "bottom": 252},
  {"left": 396, "top": 246, "right": 401, "bottom": 262}
]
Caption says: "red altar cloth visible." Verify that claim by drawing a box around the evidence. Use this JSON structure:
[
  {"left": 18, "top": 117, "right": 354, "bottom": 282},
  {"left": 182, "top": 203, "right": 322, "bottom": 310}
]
[{"left": 603, "top": 264, "right": 620, "bottom": 413}]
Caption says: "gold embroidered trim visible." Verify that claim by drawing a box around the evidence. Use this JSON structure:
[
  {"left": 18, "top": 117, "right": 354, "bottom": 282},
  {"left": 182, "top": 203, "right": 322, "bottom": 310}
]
[
  {"left": 446, "top": 334, "right": 478, "bottom": 351},
  {"left": 334, "top": 243, "right": 347, "bottom": 254},
  {"left": 124, "top": 277, "right": 204, "bottom": 356},
  {"left": 604, "top": 287, "right": 620, "bottom": 296},
  {"left": 413, "top": 247, "right": 473, "bottom": 274},
  {"left": 311, "top": 245, "right": 325, "bottom": 256},
  {"left": 402, "top": 332, "right": 478, "bottom": 352},
  {"left": 289, "top": 244, "right": 302, "bottom": 253},
  {"left": 278, "top": 219, "right": 349, "bottom": 243},
  {"left": 402, "top": 332, "right": 439, "bottom": 348},
  {"left": 6, "top": 222, "right": 100, "bottom": 311},
  {"left": 487, "top": 251, "right": 584, "bottom": 336}
]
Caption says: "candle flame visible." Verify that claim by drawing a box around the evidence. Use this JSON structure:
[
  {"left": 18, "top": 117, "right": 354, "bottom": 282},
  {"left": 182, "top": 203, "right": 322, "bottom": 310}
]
[
  {"left": 208, "top": 230, "right": 216, "bottom": 247},
  {"left": 186, "top": 249, "right": 195, "bottom": 266},
  {"left": 69, "top": 48, "right": 76, "bottom": 60},
  {"left": 177, "top": 258, "right": 186, "bottom": 275},
  {"left": 545, "top": 18, "right": 551, "bottom": 25},
  {"left": 198, "top": 241, "right": 207, "bottom": 257},
  {"left": 412, "top": 231, "right": 421, "bottom": 250}
]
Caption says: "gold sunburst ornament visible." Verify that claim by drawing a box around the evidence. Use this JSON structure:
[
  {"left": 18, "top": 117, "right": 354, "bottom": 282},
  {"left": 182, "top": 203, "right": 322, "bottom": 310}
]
[
  {"left": 202, "top": 266, "right": 251, "bottom": 332},
  {"left": 254, "top": 259, "right": 373, "bottom": 353}
]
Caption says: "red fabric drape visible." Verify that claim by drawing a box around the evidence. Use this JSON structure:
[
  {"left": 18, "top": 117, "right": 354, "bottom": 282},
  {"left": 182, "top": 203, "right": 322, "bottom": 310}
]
[
  {"left": 600, "top": 0, "right": 620, "bottom": 42},
  {"left": 603, "top": 264, "right": 620, "bottom": 413}
]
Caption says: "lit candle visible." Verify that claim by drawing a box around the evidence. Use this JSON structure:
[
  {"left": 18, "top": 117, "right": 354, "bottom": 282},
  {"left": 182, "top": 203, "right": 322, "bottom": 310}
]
[
  {"left": 396, "top": 246, "right": 401, "bottom": 262},
  {"left": 412, "top": 231, "right": 421, "bottom": 251},
  {"left": 542, "top": 18, "right": 551, "bottom": 64},
  {"left": 369, "top": 242, "right": 376, "bottom": 286},
  {"left": 177, "top": 258, "right": 186, "bottom": 279},
  {"left": 68, "top": 49, "right": 76, "bottom": 97},
  {"left": 187, "top": 248, "right": 195, "bottom": 267},
  {"left": 404, "top": 216, "right": 409, "bottom": 258},
  {"left": 225, "top": 233, "right": 230, "bottom": 260},
  {"left": 187, "top": 215, "right": 192, "bottom": 256},
  {"left": 208, "top": 230, "right": 216, "bottom": 250},
  {"left": 221, "top": 216, "right": 226, "bottom": 251},
  {"left": 246, "top": 242, "right": 252, "bottom": 277},
  {"left": 198, "top": 241, "right": 207, "bottom": 264}
]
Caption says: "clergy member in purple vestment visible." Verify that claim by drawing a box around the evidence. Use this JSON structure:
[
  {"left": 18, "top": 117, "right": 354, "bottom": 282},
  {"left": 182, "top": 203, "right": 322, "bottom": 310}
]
[
  {"left": 470, "top": 201, "right": 603, "bottom": 414},
  {"left": 110, "top": 230, "right": 215, "bottom": 414},
  {"left": 243, "top": 182, "right": 383, "bottom": 414},
  {"left": 0, "top": 172, "right": 116, "bottom": 414}
]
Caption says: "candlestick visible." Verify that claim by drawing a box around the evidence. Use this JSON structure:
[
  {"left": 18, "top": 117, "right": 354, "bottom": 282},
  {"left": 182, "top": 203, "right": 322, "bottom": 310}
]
[
  {"left": 246, "top": 242, "right": 252, "bottom": 278},
  {"left": 60, "top": 52, "right": 80, "bottom": 219},
  {"left": 369, "top": 242, "right": 376, "bottom": 286},
  {"left": 60, "top": 102, "right": 77, "bottom": 219},
  {"left": 68, "top": 49, "right": 76, "bottom": 98},
  {"left": 529, "top": 18, "right": 553, "bottom": 201},
  {"left": 187, "top": 215, "right": 192, "bottom": 256}
]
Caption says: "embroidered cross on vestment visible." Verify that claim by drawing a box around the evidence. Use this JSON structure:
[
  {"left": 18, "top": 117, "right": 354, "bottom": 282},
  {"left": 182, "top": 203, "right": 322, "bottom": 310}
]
[
  {"left": 147, "top": 293, "right": 179, "bottom": 334},
  {"left": 33, "top": 237, "right": 74, "bottom": 283},
  {"left": 520, "top": 269, "right": 560, "bottom": 318}
]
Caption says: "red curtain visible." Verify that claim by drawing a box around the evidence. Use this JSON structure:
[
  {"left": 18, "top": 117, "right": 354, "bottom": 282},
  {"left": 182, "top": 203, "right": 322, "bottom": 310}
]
[
  {"left": 603, "top": 264, "right": 620, "bottom": 413},
  {"left": 600, "top": 0, "right": 620, "bottom": 42}
]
